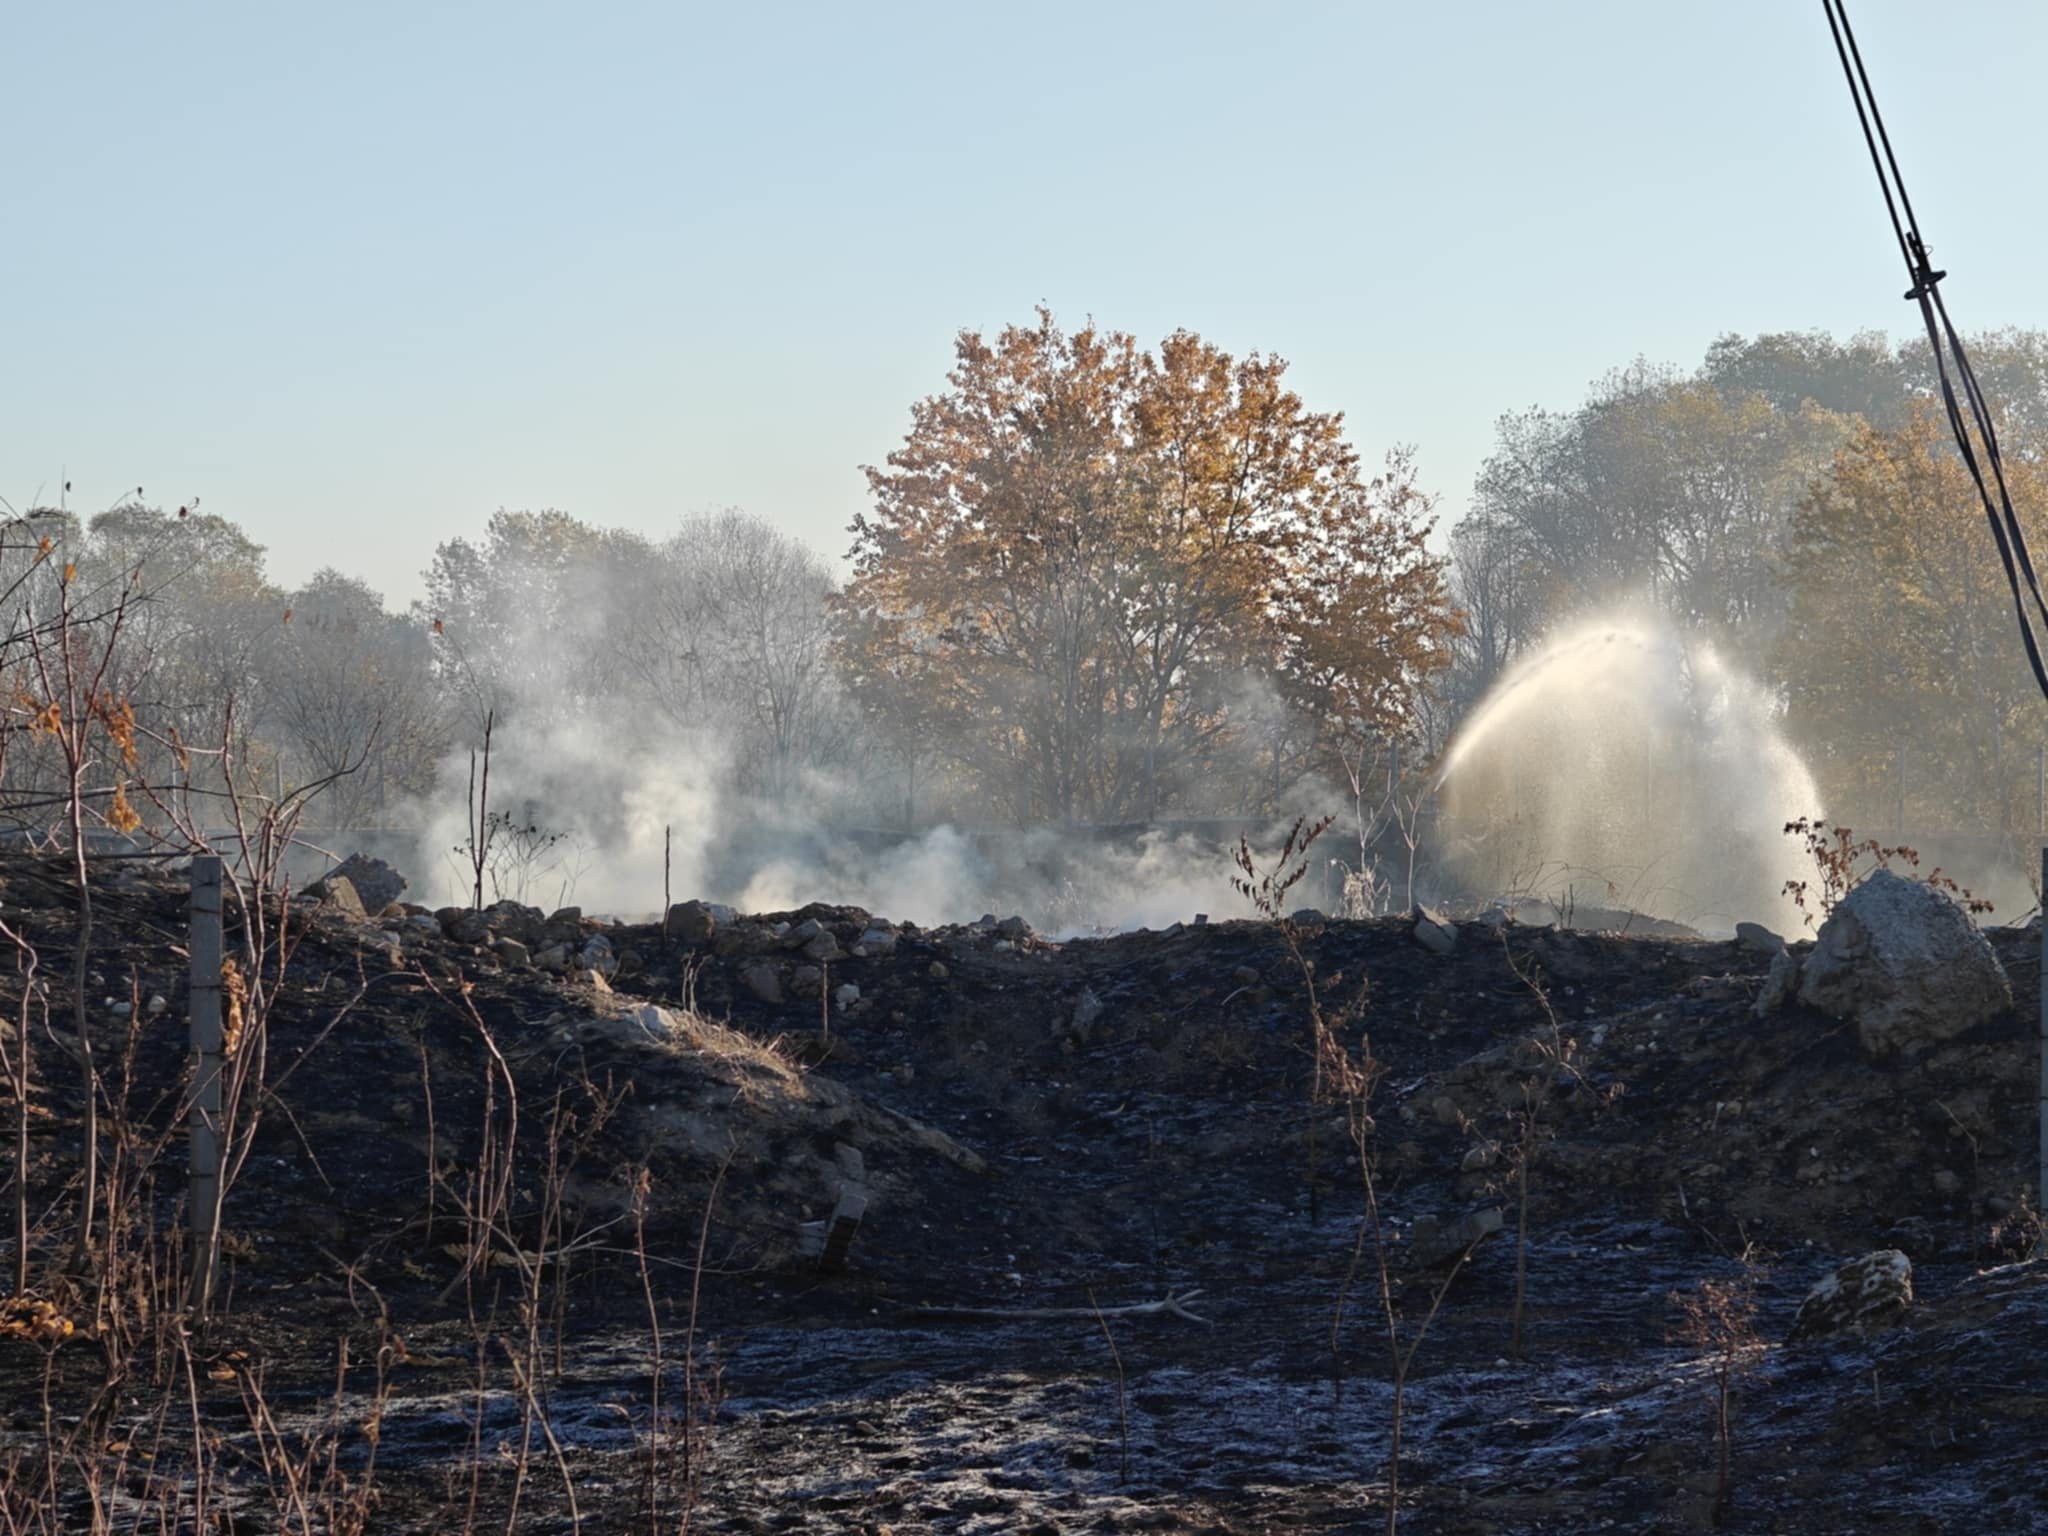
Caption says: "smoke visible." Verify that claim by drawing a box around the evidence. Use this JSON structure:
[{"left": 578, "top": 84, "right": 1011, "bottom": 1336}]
[
  {"left": 730, "top": 823, "right": 1268, "bottom": 934},
  {"left": 1436, "top": 611, "right": 1824, "bottom": 933},
  {"left": 415, "top": 714, "right": 731, "bottom": 916},
  {"left": 405, "top": 710, "right": 1279, "bottom": 931}
]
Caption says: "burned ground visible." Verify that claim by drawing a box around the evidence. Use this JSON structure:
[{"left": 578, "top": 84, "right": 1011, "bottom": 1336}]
[{"left": 2, "top": 857, "right": 2044, "bottom": 1533}]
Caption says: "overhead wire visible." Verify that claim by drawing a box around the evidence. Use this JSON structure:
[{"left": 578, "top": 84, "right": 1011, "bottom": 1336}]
[{"left": 1820, "top": 0, "right": 2048, "bottom": 702}]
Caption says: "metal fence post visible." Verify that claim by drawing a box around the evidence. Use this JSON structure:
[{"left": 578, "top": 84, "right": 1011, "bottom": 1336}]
[{"left": 188, "top": 856, "right": 224, "bottom": 1315}]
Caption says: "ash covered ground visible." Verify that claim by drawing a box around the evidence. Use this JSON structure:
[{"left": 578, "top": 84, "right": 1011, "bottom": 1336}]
[{"left": 3, "top": 854, "right": 2045, "bottom": 1534}]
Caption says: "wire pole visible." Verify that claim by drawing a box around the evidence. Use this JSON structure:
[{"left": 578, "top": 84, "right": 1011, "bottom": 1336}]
[{"left": 188, "top": 856, "right": 224, "bottom": 1315}]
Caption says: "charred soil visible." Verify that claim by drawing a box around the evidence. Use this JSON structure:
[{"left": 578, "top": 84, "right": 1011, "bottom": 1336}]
[{"left": 3, "top": 857, "right": 2044, "bottom": 1534}]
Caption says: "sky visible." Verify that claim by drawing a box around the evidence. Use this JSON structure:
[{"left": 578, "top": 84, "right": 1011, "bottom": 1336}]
[{"left": 7, "top": 0, "right": 2048, "bottom": 609}]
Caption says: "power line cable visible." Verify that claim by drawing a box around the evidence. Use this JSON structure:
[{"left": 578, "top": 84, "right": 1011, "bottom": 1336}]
[{"left": 1820, "top": 0, "right": 2048, "bottom": 702}]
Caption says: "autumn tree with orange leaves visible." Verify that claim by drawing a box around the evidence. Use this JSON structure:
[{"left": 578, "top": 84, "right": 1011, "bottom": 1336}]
[
  {"left": 1779, "top": 404, "right": 2048, "bottom": 831},
  {"left": 842, "top": 311, "right": 1458, "bottom": 824}
]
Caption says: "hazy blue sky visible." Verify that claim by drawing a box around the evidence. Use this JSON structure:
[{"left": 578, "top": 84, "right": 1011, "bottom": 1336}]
[{"left": 7, "top": 1, "right": 2046, "bottom": 607}]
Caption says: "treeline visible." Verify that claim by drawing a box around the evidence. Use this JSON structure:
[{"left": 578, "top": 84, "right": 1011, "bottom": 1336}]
[
  {"left": 1453, "top": 327, "right": 2048, "bottom": 834},
  {"left": 6, "top": 315, "right": 2045, "bottom": 848}
]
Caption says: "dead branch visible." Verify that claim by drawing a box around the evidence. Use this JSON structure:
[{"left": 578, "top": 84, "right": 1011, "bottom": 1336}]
[{"left": 908, "top": 1289, "right": 1211, "bottom": 1325}]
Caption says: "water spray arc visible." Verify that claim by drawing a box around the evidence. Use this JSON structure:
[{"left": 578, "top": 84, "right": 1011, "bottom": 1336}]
[{"left": 1434, "top": 614, "right": 1824, "bottom": 933}]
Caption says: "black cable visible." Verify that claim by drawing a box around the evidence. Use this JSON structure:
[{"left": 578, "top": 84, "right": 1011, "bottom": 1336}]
[{"left": 1820, "top": 0, "right": 2048, "bottom": 703}]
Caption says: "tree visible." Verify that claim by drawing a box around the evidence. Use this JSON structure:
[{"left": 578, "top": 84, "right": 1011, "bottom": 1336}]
[
  {"left": 1470, "top": 364, "right": 1856, "bottom": 667},
  {"left": 843, "top": 311, "right": 1456, "bottom": 825},
  {"left": 256, "top": 570, "right": 445, "bottom": 828},
  {"left": 422, "top": 509, "right": 650, "bottom": 735},
  {"left": 1778, "top": 405, "right": 2048, "bottom": 830},
  {"left": 630, "top": 510, "right": 851, "bottom": 800},
  {"left": 1444, "top": 507, "right": 1540, "bottom": 713},
  {"left": 1702, "top": 329, "right": 1907, "bottom": 427}
]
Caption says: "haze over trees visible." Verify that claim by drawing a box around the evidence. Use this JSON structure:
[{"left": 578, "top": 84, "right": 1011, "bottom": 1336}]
[
  {"left": 1458, "top": 327, "right": 2048, "bottom": 836},
  {"left": 3, "top": 313, "right": 2045, "bottom": 856}
]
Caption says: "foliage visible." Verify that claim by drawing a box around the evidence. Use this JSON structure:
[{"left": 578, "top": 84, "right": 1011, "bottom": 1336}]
[
  {"left": 842, "top": 311, "right": 1457, "bottom": 824},
  {"left": 1470, "top": 363, "right": 1855, "bottom": 667},
  {"left": 1670, "top": 1265, "right": 1766, "bottom": 1523},
  {"left": 1780, "top": 816, "right": 1990, "bottom": 926},
  {"left": 1778, "top": 407, "right": 2048, "bottom": 833}
]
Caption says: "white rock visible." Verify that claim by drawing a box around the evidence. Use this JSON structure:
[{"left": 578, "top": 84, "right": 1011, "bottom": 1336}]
[
  {"left": 1790, "top": 1249, "right": 1913, "bottom": 1340},
  {"left": 1753, "top": 946, "right": 1798, "bottom": 1017},
  {"left": 1797, "top": 869, "right": 2009, "bottom": 1055},
  {"left": 627, "top": 1004, "right": 679, "bottom": 1042}
]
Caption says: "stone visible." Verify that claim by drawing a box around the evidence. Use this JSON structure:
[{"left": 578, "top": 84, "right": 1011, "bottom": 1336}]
[
  {"left": 789, "top": 965, "right": 824, "bottom": 999},
  {"left": 1410, "top": 1206, "right": 1504, "bottom": 1266},
  {"left": 667, "top": 900, "right": 716, "bottom": 945},
  {"left": 1460, "top": 1141, "right": 1498, "bottom": 1173},
  {"left": 1735, "top": 921, "right": 1786, "bottom": 954},
  {"left": 316, "top": 875, "right": 367, "bottom": 919},
  {"left": 927, "top": 961, "right": 949, "bottom": 981},
  {"left": 852, "top": 927, "right": 898, "bottom": 957},
  {"left": 1797, "top": 869, "right": 2011, "bottom": 1056},
  {"left": 312, "top": 854, "right": 406, "bottom": 914},
  {"left": 1789, "top": 1249, "right": 1914, "bottom": 1341},
  {"left": 802, "top": 931, "right": 844, "bottom": 964},
  {"left": 1064, "top": 988, "right": 1104, "bottom": 1045},
  {"left": 995, "top": 915, "right": 1032, "bottom": 940},
  {"left": 818, "top": 1188, "right": 867, "bottom": 1272},
  {"left": 786, "top": 918, "right": 825, "bottom": 947},
  {"left": 439, "top": 907, "right": 491, "bottom": 945},
  {"left": 1288, "top": 908, "right": 1326, "bottom": 925},
  {"left": 740, "top": 964, "right": 782, "bottom": 1004},
  {"left": 834, "top": 982, "right": 861, "bottom": 1010},
  {"left": 627, "top": 1004, "right": 678, "bottom": 1043},
  {"left": 1411, "top": 905, "right": 1458, "bottom": 956},
  {"left": 492, "top": 937, "right": 530, "bottom": 969},
  {"left": 1932, "top": 1168, "right": 1962, "bottom": 1196},
  {"left": 534, "top": 942, "right": 571, "bottom": 974},
  {"left": 485, "top": 900, "right": 544, "bottom": 942},
  {"left": 1753, "top": 946, "right": 1799, "bottom": 1018},
  {"left": 579, "top": 936, "right": 617, "bottom": 976}
]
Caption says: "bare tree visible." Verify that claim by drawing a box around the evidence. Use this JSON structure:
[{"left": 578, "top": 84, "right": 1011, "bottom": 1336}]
[{"left": 257, "top": 570, "right": 446, "bottom": 828}]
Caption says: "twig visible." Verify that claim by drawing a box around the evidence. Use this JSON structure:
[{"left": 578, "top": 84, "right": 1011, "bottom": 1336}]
[
  {"left": 1088, "top": 1286, "right": 1132, "bottom": 1482},
  {"left": 908, "top": 1289, "right": 1211, "bottom": 1324}
]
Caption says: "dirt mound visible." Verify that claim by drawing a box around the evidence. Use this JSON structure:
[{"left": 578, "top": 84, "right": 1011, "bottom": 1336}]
[{"left": 3, "top": 858, "right": 2043, "bottom": 1532}]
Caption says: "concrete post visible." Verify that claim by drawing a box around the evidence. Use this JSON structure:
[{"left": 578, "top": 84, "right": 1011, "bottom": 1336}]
[{"left": 188, "top": 856, "right": 224, "bottom": 1314}]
